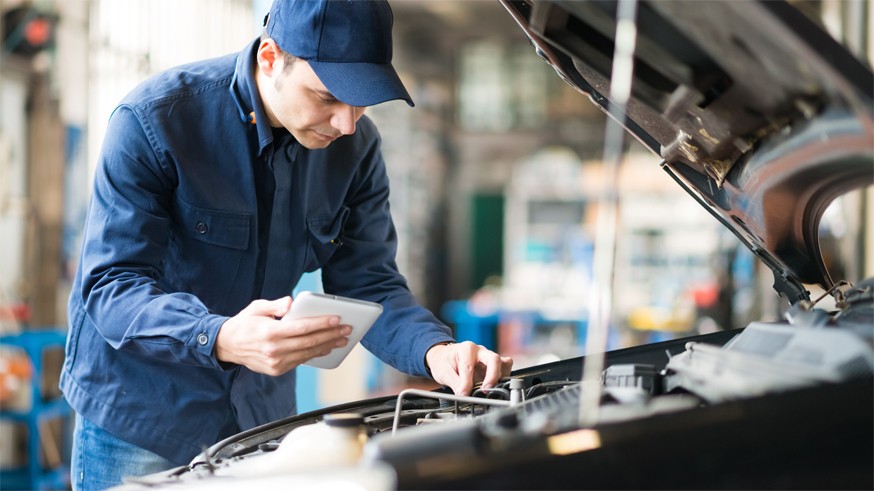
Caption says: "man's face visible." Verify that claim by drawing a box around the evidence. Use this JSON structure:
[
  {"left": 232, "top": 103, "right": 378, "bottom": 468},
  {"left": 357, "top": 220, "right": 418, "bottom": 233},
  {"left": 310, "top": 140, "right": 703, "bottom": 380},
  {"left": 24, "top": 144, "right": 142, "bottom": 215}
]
[{"left": 259, "top": 53, "right": 366, "bottom": 150}]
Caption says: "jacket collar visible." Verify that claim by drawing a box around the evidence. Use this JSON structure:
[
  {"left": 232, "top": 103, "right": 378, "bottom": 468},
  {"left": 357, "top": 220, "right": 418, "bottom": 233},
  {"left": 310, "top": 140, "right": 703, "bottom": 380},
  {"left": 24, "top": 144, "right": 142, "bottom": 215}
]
[{"left": 230, "top": 38, "right": 274, "bottom": 156}]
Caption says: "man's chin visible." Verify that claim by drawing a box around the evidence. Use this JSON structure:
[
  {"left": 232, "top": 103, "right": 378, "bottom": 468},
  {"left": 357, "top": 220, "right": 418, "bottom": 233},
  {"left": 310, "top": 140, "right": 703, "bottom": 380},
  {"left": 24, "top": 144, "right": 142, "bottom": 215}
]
[
  {"left": 295, "top": 131, "right": 337, "bottom": 149},
  {"left": 299, "top": 139, "right": 331, "bottom": 150}
]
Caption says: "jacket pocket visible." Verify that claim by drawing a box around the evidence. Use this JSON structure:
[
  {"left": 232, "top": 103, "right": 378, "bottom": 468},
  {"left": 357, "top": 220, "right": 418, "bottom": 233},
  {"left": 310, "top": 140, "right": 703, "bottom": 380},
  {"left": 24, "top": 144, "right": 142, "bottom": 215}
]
[
  {"left": 304, "top": 206, "right": 350, "bottom": 271},
  {"left": 169, "top": 198, "right": 252, "bottom": 307},
  {"left": 177, "top": 198, "right": 250, "bottom": 250}
]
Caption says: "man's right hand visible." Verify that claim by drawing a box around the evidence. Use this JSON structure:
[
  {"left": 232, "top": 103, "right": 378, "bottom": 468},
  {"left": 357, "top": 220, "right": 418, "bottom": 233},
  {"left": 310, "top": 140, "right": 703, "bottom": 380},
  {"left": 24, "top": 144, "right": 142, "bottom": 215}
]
[{"left": 214, "top": 296, "right": 351, "bottom": 375}]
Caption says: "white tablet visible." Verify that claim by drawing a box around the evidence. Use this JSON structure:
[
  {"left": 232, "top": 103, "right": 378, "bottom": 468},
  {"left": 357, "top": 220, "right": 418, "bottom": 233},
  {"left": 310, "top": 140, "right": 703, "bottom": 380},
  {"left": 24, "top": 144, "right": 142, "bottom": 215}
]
[{"left": 284, "top": 291, "right": 383, "bottom": 369}]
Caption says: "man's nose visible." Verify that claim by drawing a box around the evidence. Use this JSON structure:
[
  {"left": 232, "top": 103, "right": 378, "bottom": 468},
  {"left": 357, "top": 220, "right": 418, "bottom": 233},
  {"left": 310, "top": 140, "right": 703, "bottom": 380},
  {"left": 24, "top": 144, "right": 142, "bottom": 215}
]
[{"left": 332, "top": 104, "right": 364, "bottom": 135}]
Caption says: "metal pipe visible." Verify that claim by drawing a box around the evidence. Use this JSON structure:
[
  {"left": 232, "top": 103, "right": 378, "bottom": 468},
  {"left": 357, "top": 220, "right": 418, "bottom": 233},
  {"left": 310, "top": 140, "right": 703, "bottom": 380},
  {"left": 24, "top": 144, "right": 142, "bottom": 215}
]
[{"left": 391, "top": 388, "right": 511, "bottom": 435}]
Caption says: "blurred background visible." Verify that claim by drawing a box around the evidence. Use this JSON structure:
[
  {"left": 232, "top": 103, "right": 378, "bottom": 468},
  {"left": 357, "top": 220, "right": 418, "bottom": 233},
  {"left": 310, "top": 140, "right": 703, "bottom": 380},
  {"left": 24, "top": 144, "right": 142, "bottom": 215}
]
[{"left": 0, "top": 0, "right": 871, "bottom": 488}]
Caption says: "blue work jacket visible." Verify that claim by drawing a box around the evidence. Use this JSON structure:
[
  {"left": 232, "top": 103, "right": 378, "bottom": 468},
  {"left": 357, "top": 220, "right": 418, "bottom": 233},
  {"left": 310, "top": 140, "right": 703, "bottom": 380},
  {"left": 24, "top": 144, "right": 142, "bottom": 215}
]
[{"left": 60, "top": 39, "right": 453, "bottom": 465}]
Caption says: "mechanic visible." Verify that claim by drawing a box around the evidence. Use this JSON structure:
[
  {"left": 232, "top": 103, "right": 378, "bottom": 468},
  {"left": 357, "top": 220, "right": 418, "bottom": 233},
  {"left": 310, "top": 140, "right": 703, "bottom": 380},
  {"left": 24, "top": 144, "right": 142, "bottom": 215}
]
[{"left": 60, "top": 1, "right": 512, "bottom": 489}]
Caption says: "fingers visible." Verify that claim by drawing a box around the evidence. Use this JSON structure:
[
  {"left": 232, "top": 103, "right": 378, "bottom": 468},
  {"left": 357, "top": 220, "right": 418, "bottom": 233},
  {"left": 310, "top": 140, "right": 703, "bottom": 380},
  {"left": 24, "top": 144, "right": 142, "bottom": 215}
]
[
  {"left": 216, "top": 297, "right": 354, "bottom": 376},
  {"left": 267, "top": 331, "right": 350, "bottom": 373},
  {"left": 452, "top": 341, "right": 480, "bottom": 396},
  {"left": 454, "top": 341, "right": 510, "bottom": 391},
  {"left": 278, "top": 314, "right": 342, "bottom": 335},
  {"left": 269, "top": 324, "right": 351, "bottom": 356},
  {"left": 428, "top": 341, "right": 515, "bottom": 396},
  {"left": 476, "top": 348, "right": 504, "bottom": 389},
  {"left": 263, "top": 318, "right": 351, "bottom": 368},
  {"left": 241, "top": 325, "right": 351, "bottom": 376},
  {"left": 425, "top": 342, "right": 469, "bottom": 396}
]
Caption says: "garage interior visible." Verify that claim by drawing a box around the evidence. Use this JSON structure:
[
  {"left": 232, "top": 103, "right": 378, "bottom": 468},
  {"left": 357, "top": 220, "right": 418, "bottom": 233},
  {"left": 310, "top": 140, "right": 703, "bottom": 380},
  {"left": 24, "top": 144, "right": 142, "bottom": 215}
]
[{"left": 0, "top": 0, "right": 871, "bottom": 489}]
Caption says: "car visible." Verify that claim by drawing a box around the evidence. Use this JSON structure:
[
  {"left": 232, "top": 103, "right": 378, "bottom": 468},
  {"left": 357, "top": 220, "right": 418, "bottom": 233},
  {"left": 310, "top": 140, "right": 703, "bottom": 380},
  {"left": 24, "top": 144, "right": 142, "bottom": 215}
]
[{"left": 114, "top": 1, "right": 873, "bottom": 489}]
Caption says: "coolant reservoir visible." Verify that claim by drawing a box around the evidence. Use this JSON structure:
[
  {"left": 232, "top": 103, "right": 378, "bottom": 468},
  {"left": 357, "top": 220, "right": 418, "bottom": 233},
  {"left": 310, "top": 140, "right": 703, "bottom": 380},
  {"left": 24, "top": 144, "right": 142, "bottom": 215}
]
[
  {"left": 277, "top": 413, "right": 367, "bottom": 467},
  {"left": 220, "top": 413, "right": 367, "bottom": 477}
]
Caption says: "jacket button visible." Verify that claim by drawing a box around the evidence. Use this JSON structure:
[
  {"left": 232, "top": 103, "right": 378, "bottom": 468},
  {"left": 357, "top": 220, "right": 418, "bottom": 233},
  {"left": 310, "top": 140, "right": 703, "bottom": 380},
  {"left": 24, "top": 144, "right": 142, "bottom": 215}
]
[
  {"left": 197, "top": 333, "right": 209, "bottom": 345},
  {"left": 195, "top": 221, "right": 208, "bottom": 234}
]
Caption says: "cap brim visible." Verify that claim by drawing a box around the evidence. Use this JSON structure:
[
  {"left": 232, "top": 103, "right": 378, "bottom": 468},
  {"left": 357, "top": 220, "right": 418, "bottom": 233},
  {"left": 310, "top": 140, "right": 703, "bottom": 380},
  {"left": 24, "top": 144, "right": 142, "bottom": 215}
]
[{"left": 308, "top": 60, "right": 414, "bottom": 107}]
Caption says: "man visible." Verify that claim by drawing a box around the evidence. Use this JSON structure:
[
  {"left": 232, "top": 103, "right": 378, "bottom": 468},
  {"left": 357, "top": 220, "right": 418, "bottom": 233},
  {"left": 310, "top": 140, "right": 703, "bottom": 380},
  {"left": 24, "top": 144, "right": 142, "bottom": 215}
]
[{"left": 61, "top": 1, "right": 512, "bottom": 489}]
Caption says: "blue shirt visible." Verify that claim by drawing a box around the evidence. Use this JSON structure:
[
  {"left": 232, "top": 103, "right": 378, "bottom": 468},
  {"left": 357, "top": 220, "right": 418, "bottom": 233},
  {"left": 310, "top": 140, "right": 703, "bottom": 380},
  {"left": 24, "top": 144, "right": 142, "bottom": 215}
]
[{"left": 60, "top": 39, "right": 454, "bottom": 465}]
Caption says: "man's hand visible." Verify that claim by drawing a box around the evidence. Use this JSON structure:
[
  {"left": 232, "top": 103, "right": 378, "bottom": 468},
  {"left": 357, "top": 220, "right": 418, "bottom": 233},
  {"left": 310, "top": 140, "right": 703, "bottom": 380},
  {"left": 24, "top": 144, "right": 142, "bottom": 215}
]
[
  {"left": 215, "top": 296, "right": 351, "bottom": 376},
  {"left": 425, "top": 341, "right": 513, "bottom": 396}
]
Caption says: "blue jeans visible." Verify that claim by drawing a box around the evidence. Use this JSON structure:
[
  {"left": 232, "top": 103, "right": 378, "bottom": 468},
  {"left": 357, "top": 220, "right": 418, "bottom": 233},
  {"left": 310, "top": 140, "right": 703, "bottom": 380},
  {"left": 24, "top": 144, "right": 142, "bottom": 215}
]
[{"left": 71, "top": 414, "right": 178, "bottom": 490}]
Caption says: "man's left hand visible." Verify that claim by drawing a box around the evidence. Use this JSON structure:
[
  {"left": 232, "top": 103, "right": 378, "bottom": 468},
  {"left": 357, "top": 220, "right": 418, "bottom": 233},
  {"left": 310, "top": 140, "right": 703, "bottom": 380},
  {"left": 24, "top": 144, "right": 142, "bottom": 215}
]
[{"left": 425, "top": 341, "right": 513, "bottom": 396}]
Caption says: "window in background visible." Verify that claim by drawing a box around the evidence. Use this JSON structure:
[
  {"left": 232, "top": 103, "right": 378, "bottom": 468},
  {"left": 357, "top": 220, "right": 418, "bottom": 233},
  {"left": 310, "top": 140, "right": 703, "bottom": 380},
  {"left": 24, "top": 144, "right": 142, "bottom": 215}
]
[
  {"left": 457, "top": 40, "right": 554, "bottom": 132},
  {"left": 88, "top": 0, "right": 254, "bottom": 179}
]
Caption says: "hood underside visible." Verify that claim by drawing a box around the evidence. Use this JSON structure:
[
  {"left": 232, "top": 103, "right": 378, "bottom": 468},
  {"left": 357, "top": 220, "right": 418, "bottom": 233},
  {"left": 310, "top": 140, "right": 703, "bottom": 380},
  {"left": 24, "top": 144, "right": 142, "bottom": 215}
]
[{"left": 500, "top": 0, "right": 874, "bottom": 303}]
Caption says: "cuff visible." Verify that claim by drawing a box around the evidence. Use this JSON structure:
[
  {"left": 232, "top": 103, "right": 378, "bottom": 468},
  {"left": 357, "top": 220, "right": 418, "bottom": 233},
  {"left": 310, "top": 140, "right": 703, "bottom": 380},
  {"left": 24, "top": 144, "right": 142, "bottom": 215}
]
[{"left": 191, "top": 313, "right": 229, "bottom": 370}]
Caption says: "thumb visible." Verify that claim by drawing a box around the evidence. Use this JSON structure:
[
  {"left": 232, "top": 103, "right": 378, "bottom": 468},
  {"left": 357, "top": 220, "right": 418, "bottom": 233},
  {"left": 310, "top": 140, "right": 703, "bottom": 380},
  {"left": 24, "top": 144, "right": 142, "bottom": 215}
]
[{"left": 246, "top": 296, "right": 292, "bottom": 318}]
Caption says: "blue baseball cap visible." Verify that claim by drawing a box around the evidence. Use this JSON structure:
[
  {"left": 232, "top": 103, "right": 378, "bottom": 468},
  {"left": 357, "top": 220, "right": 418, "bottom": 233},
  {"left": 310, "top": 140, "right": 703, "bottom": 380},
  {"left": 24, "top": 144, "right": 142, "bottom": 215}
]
[{"left": 264, "top": 0, "right": 414, "bottom": 107}]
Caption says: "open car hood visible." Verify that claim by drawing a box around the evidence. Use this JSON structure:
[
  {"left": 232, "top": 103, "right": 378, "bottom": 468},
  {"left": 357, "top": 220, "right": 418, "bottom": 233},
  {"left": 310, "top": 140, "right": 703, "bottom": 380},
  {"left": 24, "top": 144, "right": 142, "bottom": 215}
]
[{"left": 499, "top": 0, "right": 874, "bottom": 303}]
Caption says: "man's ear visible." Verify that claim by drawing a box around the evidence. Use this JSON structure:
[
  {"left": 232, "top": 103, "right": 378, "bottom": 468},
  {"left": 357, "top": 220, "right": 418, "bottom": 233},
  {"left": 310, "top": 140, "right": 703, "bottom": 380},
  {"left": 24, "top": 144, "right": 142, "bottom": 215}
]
[{"left": 256, "top": 38, "right": 281, "bottom": 77}]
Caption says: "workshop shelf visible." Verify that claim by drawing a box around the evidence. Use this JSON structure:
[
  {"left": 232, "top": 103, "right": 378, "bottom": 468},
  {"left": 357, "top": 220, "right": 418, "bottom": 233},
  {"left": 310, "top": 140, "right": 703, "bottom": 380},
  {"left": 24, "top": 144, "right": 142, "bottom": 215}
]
[{"left": 0, "top": 329, "right": 71, "bottom": 491}]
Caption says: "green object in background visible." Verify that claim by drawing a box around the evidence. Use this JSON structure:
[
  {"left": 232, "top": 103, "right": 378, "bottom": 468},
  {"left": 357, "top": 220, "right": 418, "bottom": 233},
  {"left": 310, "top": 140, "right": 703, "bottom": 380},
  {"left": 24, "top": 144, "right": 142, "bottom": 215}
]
[{"left": 470, "top": 193, "right": 505, "bottom": 291}]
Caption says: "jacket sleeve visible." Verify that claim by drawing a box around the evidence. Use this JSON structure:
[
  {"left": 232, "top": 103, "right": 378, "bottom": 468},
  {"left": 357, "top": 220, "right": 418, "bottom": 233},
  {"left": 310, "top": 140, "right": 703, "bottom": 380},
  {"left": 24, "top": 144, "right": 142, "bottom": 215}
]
[
  {"left": 319, "top": 124, "right": 454, "bottom": 378},
  {"left": 74, "top": 105, "right": 227, "bottom": 369}
]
